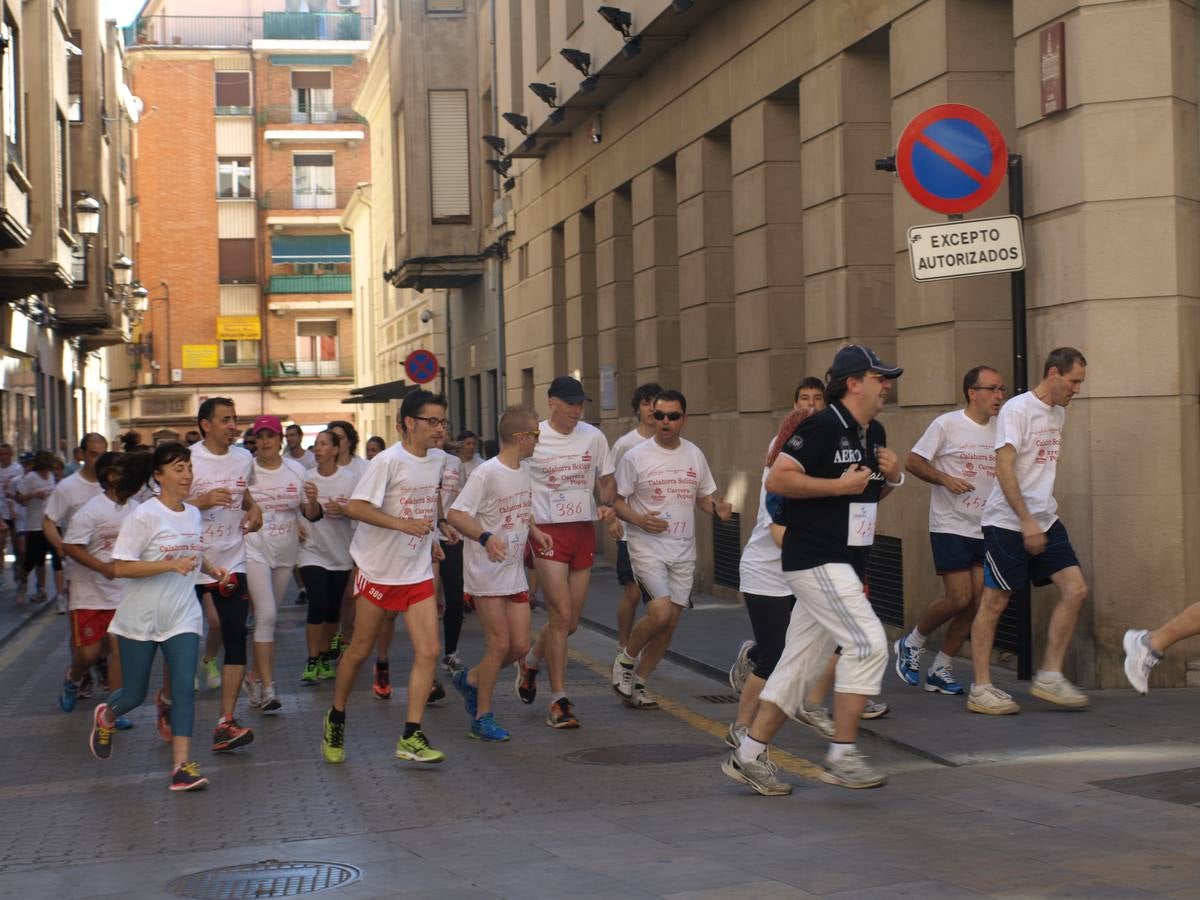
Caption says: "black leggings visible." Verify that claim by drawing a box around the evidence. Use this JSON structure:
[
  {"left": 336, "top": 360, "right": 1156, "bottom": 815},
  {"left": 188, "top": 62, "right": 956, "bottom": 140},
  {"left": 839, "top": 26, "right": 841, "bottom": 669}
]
[
  {"left": 439, "top": 540, "right": 464, "bottom": 654},
  {"left": 301, "top": 566, "right": 350, "bottom": 626},
  {"left": 743, "top": 592, "right": 796, "bottom": 680},
  {"left": 21, "top": 530, "right": 61, "bottom": 574},
  {"left": 196, "top": 573, "right": 250, "bottom": 666}
]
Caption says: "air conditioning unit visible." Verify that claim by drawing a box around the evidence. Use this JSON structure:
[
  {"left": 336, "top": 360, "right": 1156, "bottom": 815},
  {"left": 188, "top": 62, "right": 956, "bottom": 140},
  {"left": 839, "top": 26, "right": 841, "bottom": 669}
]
[{"left": 336, "top": 0, "right": 360, "bottom": 8}]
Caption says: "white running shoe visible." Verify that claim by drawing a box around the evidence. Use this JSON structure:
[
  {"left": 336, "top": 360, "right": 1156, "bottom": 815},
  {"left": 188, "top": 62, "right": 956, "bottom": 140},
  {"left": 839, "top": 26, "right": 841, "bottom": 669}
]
[
  {"left": 441, "top": 652, "right": 463, "bottom": 675},
  {"left": 612, "top": 654, "right": 635, "bottom": 699},
  {"left": 724, "top": 722, "right": 748, "bottom": 750},
  {"left": 1031, "top": 675, "right": 1089, "bottom": 709},
  {"left": 728, "top": 640, "right": 755, "bottom": 692},
  {"left": 260, "top": 683, "right": 282, "bottom": 714},
  {"left": 821, "top": 748, "right": 887, "bottom": 789},
  {"left": 721, "top": 750, "right": 792, "bottom": 796},
  {"left": 787, "top": 704, "right": 835, "bottom": 739},
  {"left": 624, "top": 684, "right": 658, "bottom": 709},
  {"left": 54, "top": 594, "right": 67, "bottom": 614},
  {"left": 967, "top": 683, "right": 1020, "bottom": 715},
  {"left": 1122, "top": 629, "right": 1159, "bottom": 695},
  {"left": 242, "top": 677, "right": 263, "bottom": 709}
]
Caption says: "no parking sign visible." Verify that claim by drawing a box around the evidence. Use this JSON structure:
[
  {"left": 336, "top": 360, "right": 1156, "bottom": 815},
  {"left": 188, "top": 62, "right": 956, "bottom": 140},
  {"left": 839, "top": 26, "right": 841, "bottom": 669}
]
[
  {"left": 404, "top": 349, "right": 439, "bottom": 384},
  {"left": 896, "top": 104, "right": 1008, "bottom": 215}
]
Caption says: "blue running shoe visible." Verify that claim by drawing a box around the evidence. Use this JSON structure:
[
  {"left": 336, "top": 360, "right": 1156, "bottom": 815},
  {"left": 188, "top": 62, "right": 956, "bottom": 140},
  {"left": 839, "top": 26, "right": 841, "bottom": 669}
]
[
  {"left": 924, "top": 664, "right": 965, "bottom": 695},
  {"left": 114, "top": 715, "right": 134, "bottom": 730},
  {"left": 59, "top": 674, "right": 79, "bottom": 712},
  {"left": 469, "top": 712, "right": 510, "bottom": 742},
  {"left": 892, "top": 638, "right": 921, "bottom": 687},
  {"left": 452, "top": 668, "right": 477, "bottom": 719}
]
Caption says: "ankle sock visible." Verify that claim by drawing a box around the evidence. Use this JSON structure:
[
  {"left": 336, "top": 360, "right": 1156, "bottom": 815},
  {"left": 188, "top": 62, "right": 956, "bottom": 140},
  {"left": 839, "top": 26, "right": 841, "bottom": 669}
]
[
  {"left": 906, "top": 629, "right": 927, "bottom": 649},
  {"left": 403, "top": 721, "right": 420, "bottom": 739},
  {"left": 329, "top": 707, "right": 345, "bottom": 725},
  {"left": 737, "top": 735, "right": 766, "bottom": 764},
  {"left": 617, "top": 649, "right": 636, "bottom": 667},
  {"left": 827, "top": 741, "right": 856, "bottom": 763},
  {"left": 1036, "top": 670, "right": 1064, "bottom": 683},
  {"left": 932, "top": 651, "right": 953, "bottom": 671}
]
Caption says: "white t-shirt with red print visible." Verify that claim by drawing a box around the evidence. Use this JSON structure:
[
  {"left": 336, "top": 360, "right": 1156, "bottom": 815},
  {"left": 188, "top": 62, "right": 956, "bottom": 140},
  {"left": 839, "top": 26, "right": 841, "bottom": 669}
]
[
  {"left": 189, "top": 442, "right": 255, "bottom": 584},
  {"left": 528, "top": 420, "right": 611, "bottom": 525},
  {"left": 450, "top": 457, "right": 533, "bottom": 596},
  {"left": 910, "top": 410, "right": 997, "bottom": 538},
  {"left": 981, "top": 391, "right": 1066, "bottom": 533},
  {"left": 616, "top": 438, "right": 718, "bottom": 562},
  {"left": 245, "top": 459, "right": 305, "bottom": 568},
  {"left": 62, "top": 494, "right": 138, "bottom": 611}
]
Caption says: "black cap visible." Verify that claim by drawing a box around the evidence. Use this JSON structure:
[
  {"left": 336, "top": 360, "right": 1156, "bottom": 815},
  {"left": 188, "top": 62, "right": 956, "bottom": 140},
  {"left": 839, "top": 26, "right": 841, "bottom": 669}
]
[
  {"left": 548, "top": 375, "right": 590, "bottom": 404},
  {"left": 827, "top": 345, "right": 904, "bottom": 381}
]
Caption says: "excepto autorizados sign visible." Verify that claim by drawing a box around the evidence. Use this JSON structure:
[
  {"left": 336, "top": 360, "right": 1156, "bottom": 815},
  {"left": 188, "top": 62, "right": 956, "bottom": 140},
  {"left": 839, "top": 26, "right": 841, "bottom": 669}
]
[{"left": 907, "top": 214, "right": 1026, "bottom": 283}]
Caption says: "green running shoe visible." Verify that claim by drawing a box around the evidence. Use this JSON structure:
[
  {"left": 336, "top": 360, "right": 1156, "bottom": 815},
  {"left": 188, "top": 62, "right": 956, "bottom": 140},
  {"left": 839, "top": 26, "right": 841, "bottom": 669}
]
[
  {"left": 321, "top": 711, "right": 346, "bottom": 764},
  {"left": 394, "top": 729, "right": 444, "bottom": 764},
  {"left": 317, "top": 653, "right": 337, "bottom": 680},
  {"left": 301, "top": 658, "right": 320, "bottom": 685},
  {"left": 203, "top": 657, "right": 221, "bottom": 690}
]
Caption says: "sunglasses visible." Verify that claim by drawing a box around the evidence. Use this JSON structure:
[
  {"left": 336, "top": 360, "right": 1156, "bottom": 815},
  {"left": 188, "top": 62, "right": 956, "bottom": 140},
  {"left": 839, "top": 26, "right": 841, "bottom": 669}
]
[
  {"left": 516, "top": 429, "right": 541, "bottom": 438},
  {"left": 652, "top": 411, "right": 683, "bottom": 422}
]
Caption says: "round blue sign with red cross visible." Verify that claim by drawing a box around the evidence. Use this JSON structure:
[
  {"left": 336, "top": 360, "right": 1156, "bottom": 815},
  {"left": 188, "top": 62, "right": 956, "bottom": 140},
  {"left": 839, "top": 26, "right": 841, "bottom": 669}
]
[
  {"left": 896, "top": 104, "right": 1008, "bottom": 215},
  {"left": 404, "top": 349, "right": 439, "bottom": 384}
]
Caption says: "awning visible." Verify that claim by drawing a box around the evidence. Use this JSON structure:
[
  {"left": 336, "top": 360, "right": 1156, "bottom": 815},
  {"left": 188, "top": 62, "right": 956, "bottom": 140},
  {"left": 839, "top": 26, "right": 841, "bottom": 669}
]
[
  {"left": 271, "top": 234, "right": 350, "bottom": 263},
  {"left": 343, "top": 378, "right": 418, "bottom": 405}
]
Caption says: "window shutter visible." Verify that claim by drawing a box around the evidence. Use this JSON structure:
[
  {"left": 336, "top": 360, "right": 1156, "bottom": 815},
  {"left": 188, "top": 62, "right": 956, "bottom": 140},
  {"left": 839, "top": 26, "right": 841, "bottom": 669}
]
[
  {"left": 291, "top": 70, "right": 331, "bottom": 90},
  {"left": 215, "top": 72, "right": 251, "bottom": 108},
  {"left": 297, "top": 320, "right": 337, "bottom": 337},
  {"left": 219, "top": 238, "right": 257, "bottom": 282},
  {"left": 428, "top": 90, "right": 469, "bottom": 221}
]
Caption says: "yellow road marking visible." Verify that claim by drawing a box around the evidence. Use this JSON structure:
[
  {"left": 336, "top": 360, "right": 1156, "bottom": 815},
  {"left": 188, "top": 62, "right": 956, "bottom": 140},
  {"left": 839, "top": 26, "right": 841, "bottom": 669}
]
[{"left": 567, "top": 646, "right": 824, "bottom": 781}]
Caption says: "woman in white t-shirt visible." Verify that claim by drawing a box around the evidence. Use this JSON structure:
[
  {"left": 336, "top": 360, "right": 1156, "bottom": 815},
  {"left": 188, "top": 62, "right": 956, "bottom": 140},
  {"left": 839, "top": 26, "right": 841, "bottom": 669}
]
[
  {"left": 88, "top": 443, "right": 234, "bottom": 793},
  {"left": 327, "top": 420, "right": 367, "bottom": 655},
  {"left": 14, "top": 451, "right": 58, "bottom": 604},
  {"left": 243, "top": 416, "right": 305, "bottom": 715}
]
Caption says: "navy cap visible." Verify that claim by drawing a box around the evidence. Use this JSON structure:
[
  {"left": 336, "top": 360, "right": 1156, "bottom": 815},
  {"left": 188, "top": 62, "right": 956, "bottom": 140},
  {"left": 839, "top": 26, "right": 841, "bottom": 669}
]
[
  {"left": 548, "top": 375, "right": 590, "bottom": 404},
  {"left": 827, "top": 345, "right": 903, "bottom": 382}
]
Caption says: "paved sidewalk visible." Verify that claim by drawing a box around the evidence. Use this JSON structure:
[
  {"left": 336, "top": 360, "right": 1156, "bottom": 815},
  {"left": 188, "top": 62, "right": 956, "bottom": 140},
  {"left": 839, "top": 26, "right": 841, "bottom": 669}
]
[{"left": 0, "top": 556, "right": 56, "bottom": 649}]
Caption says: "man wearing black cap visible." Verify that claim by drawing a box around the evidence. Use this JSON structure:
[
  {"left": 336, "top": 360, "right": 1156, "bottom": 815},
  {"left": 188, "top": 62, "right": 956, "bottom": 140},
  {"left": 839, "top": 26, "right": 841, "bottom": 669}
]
[
  {"left": 516, "top": 376, "right": 615, "bottom": 729},
  {"left": 723, "top": 345, "right": 903, "bottom": 795}
]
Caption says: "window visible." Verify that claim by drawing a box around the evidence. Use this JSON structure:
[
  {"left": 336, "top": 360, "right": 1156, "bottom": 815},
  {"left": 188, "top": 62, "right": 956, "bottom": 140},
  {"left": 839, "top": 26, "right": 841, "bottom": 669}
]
[
  {"left": 217, "top": 157, "right": 253, "bottom": 198},
  {"left": 293, "top": 152, "right": 334, "bottom": 208},
  {"left": 428, "top": 90, "right": 469, "bottom": 222},
  {"left": 214, "top": 71, "right": 251, "bottom": 114},
  {"left": 396, "top": 109, "right": 407, "bottom": 234},
  {"left": 67, "top": 31, "right": 82, "bottom": 122},
  {"left": 55, "top": 113, "right": 68, "bottom": 222},
  {"left": 3, "top": 16, "right": 22, "bottom": 169},
  {"left": 535, "top": 0, "right": 550, "bottom": 67},
  {"left": 291, "top": 70, "right": 332, "bottom": 124},
  {"left": 218, "top": 238, "right": 257, "bottom": 283},
  {"left": 426, "top": 0, "right": 464, "bottom": 12},
  {"left": 295, "top": 320, "right": 338, "bottom": 376},
  {"left": 220, "top": 340, "right": 259, "bottom": 367},
  {"left": 565, "top": 0, "right": 583, "bottom": 35}
]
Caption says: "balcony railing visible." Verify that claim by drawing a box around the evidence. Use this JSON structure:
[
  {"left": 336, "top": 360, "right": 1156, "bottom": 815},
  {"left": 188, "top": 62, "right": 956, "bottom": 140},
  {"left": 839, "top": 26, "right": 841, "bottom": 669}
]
[
  {"left": 123, "top": 13, "right": 374, "bottom": 47},
  {"left": 269, "top": 358, "right": 353, "bottom": 378},
  {"left": 259, "top": 189, "right": 356, "bottom": 211},
  {"left": 267, "top": 274, "right": 351, "bottom": 294},
  {"left": 259, "top": 105, "right": 366, "bottom": 126}
]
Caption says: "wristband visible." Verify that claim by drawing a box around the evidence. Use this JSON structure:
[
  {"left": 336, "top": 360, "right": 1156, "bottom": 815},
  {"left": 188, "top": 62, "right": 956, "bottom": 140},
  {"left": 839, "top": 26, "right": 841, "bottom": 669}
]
[
  {"left": 886, "top": 472, "right": 905, "bottom": 487},
  {"left": 438, "top": 517, "right": 448, "bottom": 525},
  {"left": 478, "top": 531, "right": 493, "bottom": 547}
]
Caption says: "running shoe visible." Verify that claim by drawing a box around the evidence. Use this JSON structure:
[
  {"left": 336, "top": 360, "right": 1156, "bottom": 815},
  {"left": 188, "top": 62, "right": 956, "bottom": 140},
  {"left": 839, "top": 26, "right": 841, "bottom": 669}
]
[
  {"left": 295, "top": 587, "right": 308, "bottom": 606},
  {"left": 329, "top": 633, "right": 346, "bottom": 658},
  {"left": 470, "top": 712, "right": 511, "bottom": 742},
  {"left": 624, "top": 683, "right": 658, "bottom": 710},
  {"left": 96, "top": 657, "right": 110, "bottom": 693},
  {"left": 212, "top": 719, "right": 254, "bottom": 752},
  {"left": 113, "top": 715, "right": 133, "bottom": 730},
  {"left": 721, "top": 750, "right": 791, "bottom": 796},
  {"left": 59, "top": 672, "right": 79, "bottom": 712},
  {"left": 1123, "top": 628, "right": 1160, "bottom": 695},
  {"left": 967, "top": 683, "right": 1020, "bottom": 715},
  {"left": 893, "top": 637, "right": 921, "bottom": 687},
  {"left": 321, "top": 711, "right": 346, "bottom": 764},
  {"left": 441, "top": 652, "right": 463, "bottom": 675},
  {"left": 861, "top": 699, "right": 889, "bottom": 719},
  {"left": 301, "top": 658, "right": 320, "bottom": 685},
  {"left": 925, "top": 664, "right": 965, "bottom": 695},
  {"left": 54, "top": 593, "right": 67, "bottom": 614},
  {"left": 612, "top": 654, "right": 635, "bottom": 700},
  {"left": 169, "top": 761, "right": 209, "bottom": 792},
  {"left": 394, "top": 729, "right": 445, "bottom": 763},
  {"left": 428, "top": 680, "right": 446, "bottom": 704},
  {"left": 156, "top": 690, "right": 173, "bottom": 742},
  {"left": 546, "top": 697, "right": 580, "bottom": 729},
  {"left": 787, "top": 704, "right": 835, "bottom": 739},
  {"left": 260, "top": 684, "right": 282, "bottom": 714},
  {"left": 724, "top": 722, "right": 748, "bottom": 750},
  {"left": 822, "top": 748, "right": 887, "bottom": 789},
  {"left": 317, "top": 653, "right": 337, "bottom": 681},
  {"left": 514, "top": 659, "right": 538, "bottom": 704},
  {"left": 32, "top": 590, "right": 46, "bottom": 604},
  {"left": 242, "top": 677, "right": 263, "bottom": 709},
  {"left": 1031, "top": 675, "right": 1089, "bottom": 709},
  {"left": 203, "top": 657, "right": 221, "bottom": 690},
  {"left": 89, "top": 703, "right": 114, "bottom": 761},
  {"left": 77, "top": 672, "right": 94, "bottom": 700},
  {"left": 372, "top": 661, "right": 392, "bottom": 699},
  {"left": 452, "top": 668, "right": 477, "bottom": 719},
  {"left": 728, "top": 640, "right": 755, "bottom": 692}
]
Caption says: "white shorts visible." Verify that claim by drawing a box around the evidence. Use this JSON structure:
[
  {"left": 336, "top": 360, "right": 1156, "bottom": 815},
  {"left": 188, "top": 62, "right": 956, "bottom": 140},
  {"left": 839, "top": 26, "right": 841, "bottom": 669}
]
[{"left": 627, "top": 543, "right": 694, "bottom": 608}]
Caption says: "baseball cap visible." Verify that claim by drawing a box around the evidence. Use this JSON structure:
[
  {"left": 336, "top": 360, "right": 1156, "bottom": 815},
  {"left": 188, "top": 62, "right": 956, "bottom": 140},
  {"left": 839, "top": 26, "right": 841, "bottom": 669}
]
[
  {"left": 251, "top": 414, "right": 283, "bottom": 435},
  {"left": 548, "top": 375, "right": 590, "bottom": 404},
  {"left": 827, "top": 345, "right": 904, "bottom": 382}
]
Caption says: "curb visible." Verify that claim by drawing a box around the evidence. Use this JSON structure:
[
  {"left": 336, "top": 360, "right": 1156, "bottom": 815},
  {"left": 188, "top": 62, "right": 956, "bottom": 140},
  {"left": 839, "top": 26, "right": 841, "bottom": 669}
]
[{"left": 0, "top": 599, "right": 55, "bottom": 651}]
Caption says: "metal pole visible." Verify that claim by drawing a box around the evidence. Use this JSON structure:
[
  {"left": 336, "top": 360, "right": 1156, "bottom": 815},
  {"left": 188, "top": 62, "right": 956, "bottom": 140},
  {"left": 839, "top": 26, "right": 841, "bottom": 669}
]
[{"left": 1009, "top": 153, "right": 1032, "bottom": 681}]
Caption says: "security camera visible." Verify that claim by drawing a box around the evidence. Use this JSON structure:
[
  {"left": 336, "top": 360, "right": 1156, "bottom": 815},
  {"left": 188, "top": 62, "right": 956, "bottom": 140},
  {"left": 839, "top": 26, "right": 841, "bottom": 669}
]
[
  {"left": 420, "top": 308, "right": 434, "bottom": 324},
  {"left": 590, "top": 112, "right": 603, "bottom": 145}
]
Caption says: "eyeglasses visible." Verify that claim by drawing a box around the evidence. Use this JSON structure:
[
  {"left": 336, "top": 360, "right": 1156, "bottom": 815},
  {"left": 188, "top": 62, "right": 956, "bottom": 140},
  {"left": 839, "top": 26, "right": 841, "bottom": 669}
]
[
  {"left": 516, "top": 429, "right": 541, "bottom": 438},
  {"left": 410, "top": 416, "right": 448, "bottom": 428},
  {"left": 652, "top": 411, "right": 683, "bottom": 421},
  {"left": 970, "top": 385, "right": 1007, "bottom": 393}
]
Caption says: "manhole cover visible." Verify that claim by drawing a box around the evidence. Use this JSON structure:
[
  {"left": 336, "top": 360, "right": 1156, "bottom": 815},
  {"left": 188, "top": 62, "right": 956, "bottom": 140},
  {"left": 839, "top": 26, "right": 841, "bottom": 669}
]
[
  {"left": 698, "top": 693, "right": 739, "bottom": 704},
  {"left": 167, "top": 860, "right": 361, "bottom": 899},
  {"left": 564, "top": 743, "right": 726, "bottom": 766}
]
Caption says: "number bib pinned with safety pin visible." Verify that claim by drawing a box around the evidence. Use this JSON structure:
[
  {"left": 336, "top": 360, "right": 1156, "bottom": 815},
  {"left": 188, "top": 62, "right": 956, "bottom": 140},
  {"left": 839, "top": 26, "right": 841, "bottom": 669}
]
[
  {"left": 848, "top": 502, "right": 877, "bottom": 547},
  {"left": 549, "top": 489, "right": 589, "bottom": 523}
]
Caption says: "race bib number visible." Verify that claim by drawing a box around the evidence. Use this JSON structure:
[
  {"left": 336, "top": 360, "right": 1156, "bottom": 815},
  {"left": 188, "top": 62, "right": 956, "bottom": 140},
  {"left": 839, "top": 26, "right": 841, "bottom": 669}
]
[
  {"left": 507, "top": 530, "right": 525, "bottom": 559},
  {"left": 398, "top": 533, "right": 424, "bottom": 556},
  {"left": 660, "top": 509, "right": 692, "bottom": 540},
  {"left": 847, "top": 502, "right": 877, "bottom": 547},
  {"left": 549, "top": 490, "right": 589, "bottom": 523}
]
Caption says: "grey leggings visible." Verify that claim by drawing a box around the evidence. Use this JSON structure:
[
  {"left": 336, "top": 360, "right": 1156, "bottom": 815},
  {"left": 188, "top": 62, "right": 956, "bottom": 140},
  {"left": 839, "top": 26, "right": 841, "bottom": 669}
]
[{"left": 107, "top": 633, "right": 199, "bottom": 738}]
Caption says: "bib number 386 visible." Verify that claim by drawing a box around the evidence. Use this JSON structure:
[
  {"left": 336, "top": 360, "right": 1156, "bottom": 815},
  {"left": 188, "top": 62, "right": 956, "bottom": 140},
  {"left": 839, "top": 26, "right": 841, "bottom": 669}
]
[{"left": 550, "top": 490, "right": 588, "bottom": 523}]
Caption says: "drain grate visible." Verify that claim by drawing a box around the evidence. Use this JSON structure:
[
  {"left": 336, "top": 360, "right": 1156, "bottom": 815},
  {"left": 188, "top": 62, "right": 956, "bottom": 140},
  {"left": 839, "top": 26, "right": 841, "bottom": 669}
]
[
  {"left": 698, "top": 693, "right": 739, "bottom": 704},
  {"left": 564, "top": 743, "right": 726, "bottom": 766},
  {"left": 167, "top": 860, "right": 361, "bottom": 899}
]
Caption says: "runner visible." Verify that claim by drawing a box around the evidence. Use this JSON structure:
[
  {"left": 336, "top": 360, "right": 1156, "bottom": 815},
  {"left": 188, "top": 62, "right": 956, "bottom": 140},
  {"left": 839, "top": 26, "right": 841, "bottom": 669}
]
[
  {"left": 1124, "top": 607, "right": 1200, "bottom": 694},
  {"left": 0, "top": 443, "right": 24, "bottom": 582},
  {"left": 243, "top": 415, "right": 305, "bottom": 714},
  {"left": 723, "top": 345, "right": 904, "bottom": 794},
  {"left": 319, "top": 389, "right": 449, "bottom": 765},
  {"left": 455, "top": 430, "right": 484, "bottom": 483},
  {"left": 88, "top": 442, "right": 233, "bottom": 791},
  {"left": 516, "top": 376, "right": 616, "bottom": 729},
  {"left": 446, "top": 406, "right": 551, "bottom": 741},
  {"left": 284, "top": 423, "right": 317, "bottom": 470},
  {"left": 365, "top": 436, "right": 385, "bottom": 460},
  {"left": 611, "top": 390, "right": 732, "bottom": 708},
  {"left": 189, "top": 397, "right": 263, "bottom": 751},
  {"left": 894, "top": 366, "right": 1004, "bottom": 695},
  {"left": 969, "top": 347, "right": 1091, "bottom": 714},
  {"left": 602, "top": 382, "right": 659, "bottom": 651},
  {"left": 43, "top": 433, "right": 107, "bottom": 613},
  {"left": 299, "top": 429, "right": 358, "bottom": 686},
  {"left": 14, "top": 451, "right": 58, "bottom": 605},
  {"left": 328, "top": 419, "right": 367, "bottom": 654}
]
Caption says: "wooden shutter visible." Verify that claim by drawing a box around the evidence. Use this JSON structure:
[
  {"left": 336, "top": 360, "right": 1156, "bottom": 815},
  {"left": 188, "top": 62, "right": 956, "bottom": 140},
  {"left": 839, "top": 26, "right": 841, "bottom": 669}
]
[
  {"left": 291, "top": 70, "right": 331, "bottom": 90},
  {"left": 67, "top": 31, "right": 82, "bottom": 117},
  {"left": 428, "top": 90, "right": 470, "bottom": 222},
  {"left": 215, "top": 71, "right": 250, "bottom": 108},
  {"left": 219, "top": 238, "right": 257, "bottom": 282}
]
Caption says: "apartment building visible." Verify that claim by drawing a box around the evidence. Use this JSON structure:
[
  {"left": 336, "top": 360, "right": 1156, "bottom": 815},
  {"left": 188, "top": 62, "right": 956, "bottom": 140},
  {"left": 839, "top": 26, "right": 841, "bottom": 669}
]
[
  {"left": 481, "top": 0, "right": 1200, "bottom": 687},
  {"left": 110, "top": 0, "right": 372, "bottom": 440}
]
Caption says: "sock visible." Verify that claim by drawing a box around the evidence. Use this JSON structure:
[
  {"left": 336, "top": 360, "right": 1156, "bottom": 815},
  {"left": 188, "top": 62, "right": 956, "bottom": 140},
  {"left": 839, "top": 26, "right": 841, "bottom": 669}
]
[
  {"left": 329, "top": 707, "right": 345, "bottom": 725},
  {"left": 1037, "top": 670, "right": 1064, "bottom": 683},
  {"left": 906, "top": 628, "right": 927, "bottom": 649},
  {"left": 525, "top": 649, "right": 540, "bottom": 669},
  {"left": 617, "top": 649, "right": 636, "bottom": 667},
  {"left": 403, "top": 721, "right": 420, "bottom": 739},
  {"left": 827, "top": 741, "right": 856, "bottom": 763},
  {"left": 737, "top": 735, "right": 767, "bottom": 764},
  {"left": 932, "top": 651, "right": 953, "bottom": 671},
  {"left": 375, "top": 659, "right": 388, "bottom": 670},
  {"left": 551, "top": 691, "right": 567, "bottom": 705}
]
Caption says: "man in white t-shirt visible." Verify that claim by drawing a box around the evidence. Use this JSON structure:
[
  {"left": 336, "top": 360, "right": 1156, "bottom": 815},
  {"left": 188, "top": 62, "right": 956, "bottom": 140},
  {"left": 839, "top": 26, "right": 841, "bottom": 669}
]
[
  {"left": 188, "top": 397, "right": 263, "bottom": 752},
  {"left": 447, "top": 406, "right": 552, "bottom": 742},
  {"left": 602, "top": 382, "right": 660, "bottom": 651},
  {"left": 895, "top": 366, "right": 1005, "bottom": 696},
  {"left": 43, "top": 433, "right": 107, "bottom": 613},
  {"left": 0, "top": 443, "right": 23, "bottom": 578},
  {"left": 969, "top": 347, "right": 1091, "bottom": 715},
  {"left": 611, "top": 390, "right": 731, "bottom": 708},
  {"left": 320, "top": 389, "right": 451, "bottom": 766},
  {"left": 516, "top": 376, "right": 616, "bottom": 730},
  {"left": 284, "top": 423, "right": 317, "bottom": 469}
]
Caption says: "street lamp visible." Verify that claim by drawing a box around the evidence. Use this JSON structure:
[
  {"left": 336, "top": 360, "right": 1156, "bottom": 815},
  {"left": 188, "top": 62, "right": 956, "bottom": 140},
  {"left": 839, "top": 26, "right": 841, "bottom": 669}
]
[
  {"left": 112, "top": 254, "right": 133, "bottom": 287},
  {"left": 131, "top": 282, "right": 149, "bottom": 314},
  {"left": 74, "top": 195, "right": 101, "bottom": 237}
]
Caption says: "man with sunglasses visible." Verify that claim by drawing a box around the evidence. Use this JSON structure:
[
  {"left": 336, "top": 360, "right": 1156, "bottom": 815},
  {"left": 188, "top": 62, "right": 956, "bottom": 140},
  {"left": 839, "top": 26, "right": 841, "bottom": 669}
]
[
  {"left": 894, "top": 366, "right": 1005, "bottom": 696},
  {"left": 516, "top": 376, "right": 615, "bottom": 729},
  {"left": 724, "top": 346, "right": 903, "bottom": 794},
  {"left": 612, "top": 390, "right": 732, "bottom": 708}
]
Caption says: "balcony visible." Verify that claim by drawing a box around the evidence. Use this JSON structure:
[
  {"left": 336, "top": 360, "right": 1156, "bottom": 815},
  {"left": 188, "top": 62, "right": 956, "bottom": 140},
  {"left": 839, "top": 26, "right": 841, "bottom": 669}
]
[
  {"left": 259, "top": 189, "right": 356, "bottom": 211},
  {"left": 123, "top": 13, "right": 374, "bottom": 48},
  {"left": 267, "top": 358, "right": 353, "bottom": 380},
  {"left": 259, "top": 105, "right": 365, "bottom": 126},
  {"left": 267, "top": 274, "right": 351, "bottom": 294}
]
